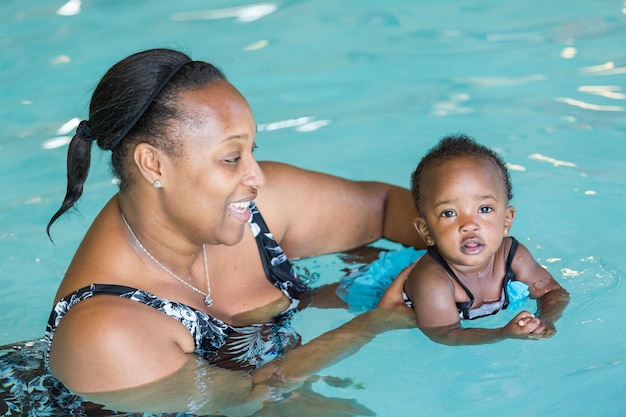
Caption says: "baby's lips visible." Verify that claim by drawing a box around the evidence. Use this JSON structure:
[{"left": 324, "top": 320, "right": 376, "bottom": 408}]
[{"left": 462, "top": 237, "right": 481, "bottom": 247}]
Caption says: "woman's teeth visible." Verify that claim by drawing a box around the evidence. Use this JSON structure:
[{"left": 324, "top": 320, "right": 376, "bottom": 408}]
[{"left": 230, "top": 201, "right": 250, "bottom": 213}]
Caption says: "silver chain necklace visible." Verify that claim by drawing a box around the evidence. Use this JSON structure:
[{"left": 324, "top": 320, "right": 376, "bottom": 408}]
[{"left": 121, "top": 212, "right": 213, "bottom": 307}]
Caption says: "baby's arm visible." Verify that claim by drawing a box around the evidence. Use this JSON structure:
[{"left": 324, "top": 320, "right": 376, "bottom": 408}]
[
  {"left": 419, "top": 312, "right": 541, "bottom": 345},
  {"left": 510, "top": 243, "right": 570, "bottom": 338},
  {"left": 405, "top": 258, "right": 560, "bottom": 345},
  {"left": 404, "top": 262, "right": 505, "bottom": 345}
]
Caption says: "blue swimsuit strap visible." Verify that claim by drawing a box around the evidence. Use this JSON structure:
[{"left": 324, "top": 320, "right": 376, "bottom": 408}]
[{"left": 427, "top": 237, "right": 519, "bottom": 319}]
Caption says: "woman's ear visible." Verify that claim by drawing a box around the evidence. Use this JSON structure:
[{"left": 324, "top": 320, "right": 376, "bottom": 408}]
[
  {"left": 134, "top": 143, "right": 163, "bottom": 186},
  {"left": 504, "top": 205, "right": 516, "bottom": 236},
  {"left": 414, "top": 218, "right": 434, "bottom": 246}
]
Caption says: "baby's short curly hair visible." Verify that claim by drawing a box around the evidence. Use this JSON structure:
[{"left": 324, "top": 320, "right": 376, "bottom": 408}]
[{"left": 410, "top": 133, "right": 513, "bottom": 214}]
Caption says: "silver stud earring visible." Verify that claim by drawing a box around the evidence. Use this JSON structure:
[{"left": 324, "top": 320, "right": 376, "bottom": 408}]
[{"left": 153, "top": 180, "right": 162, "bottom": 188}]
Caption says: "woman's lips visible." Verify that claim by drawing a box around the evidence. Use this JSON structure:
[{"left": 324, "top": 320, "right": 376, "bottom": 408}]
[{"left": 228, "top": 200, "right": 252, "bottom": 222}]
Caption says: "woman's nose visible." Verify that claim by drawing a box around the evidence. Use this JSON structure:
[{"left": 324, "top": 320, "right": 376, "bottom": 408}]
[{"left": 242, "top": 158, "right": 266, "bottom": 189}]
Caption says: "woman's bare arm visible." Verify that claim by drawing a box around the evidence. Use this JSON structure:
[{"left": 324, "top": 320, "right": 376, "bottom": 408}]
[{"left": 255, "top": 161, "right": 426, "bottom": 259}]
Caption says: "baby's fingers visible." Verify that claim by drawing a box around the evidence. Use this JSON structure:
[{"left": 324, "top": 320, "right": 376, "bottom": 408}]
[
  {"left": 513, "top": 311, "right": 535, "bottom": 327},
  {"left": 530, "top": 320, "right": 557, "bottom": 339}
]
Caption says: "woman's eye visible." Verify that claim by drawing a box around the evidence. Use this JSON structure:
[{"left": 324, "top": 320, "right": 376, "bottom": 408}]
[{"left": 224, "top": 155, "right": 241, "bottom": 164}]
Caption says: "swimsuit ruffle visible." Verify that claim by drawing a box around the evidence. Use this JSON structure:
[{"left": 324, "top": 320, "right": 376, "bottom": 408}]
[
  {"left": 336, "top": 246, "right": 530, "bottom": 313},
  {"left": 336, "top": 247, "right": 425, "bottom": 312},
  {"left": 506, "top": 280, "right": 530, "bottom": 310}
]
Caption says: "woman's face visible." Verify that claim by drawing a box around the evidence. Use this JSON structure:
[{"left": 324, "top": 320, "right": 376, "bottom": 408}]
[
  {"left": 159, "top": 80, "right": 265, "bottom": 246},
  {"left": 415, "top": 156, "right": 514, "bottom": 271}
]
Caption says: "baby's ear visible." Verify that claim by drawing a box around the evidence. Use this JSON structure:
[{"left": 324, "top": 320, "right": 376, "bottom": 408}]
[
  {"left": 504, "top": 205, "right": 516, "bottom": 235},
  {"left": 414, "top": 218, "right": 434, "bottom": 246}
]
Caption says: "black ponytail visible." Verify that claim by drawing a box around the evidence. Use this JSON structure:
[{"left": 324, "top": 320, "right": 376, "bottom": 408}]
[
  {"left": 46, "top": 135, "right": 93, "bottom": 239},
  {"left": 46, "top": 48, "right": 227, "bottom": 239}
]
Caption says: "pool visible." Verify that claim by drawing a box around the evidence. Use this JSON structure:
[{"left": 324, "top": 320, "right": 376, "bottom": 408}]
[{"left": 1, "top": 0, "right": 625, "bottom": 415}]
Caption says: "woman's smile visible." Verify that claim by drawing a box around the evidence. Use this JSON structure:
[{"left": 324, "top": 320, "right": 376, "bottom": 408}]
[{"left": 228, "top": 200, "right": 252, "bottom": 222}]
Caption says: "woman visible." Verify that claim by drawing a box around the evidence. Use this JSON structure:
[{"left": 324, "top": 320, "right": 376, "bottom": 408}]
[{"left": 46, "top": 48, "right": 425, "bottom": 414}]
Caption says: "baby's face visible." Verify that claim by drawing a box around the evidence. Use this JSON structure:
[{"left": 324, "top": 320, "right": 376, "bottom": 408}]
[{"left": 416, "top": 156, "right": 514, "bottom": 269}]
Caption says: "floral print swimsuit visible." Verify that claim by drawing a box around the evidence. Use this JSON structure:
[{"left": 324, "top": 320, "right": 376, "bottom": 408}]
[{"left": 44, "top": 202, "right": 311, "bottom": 372}]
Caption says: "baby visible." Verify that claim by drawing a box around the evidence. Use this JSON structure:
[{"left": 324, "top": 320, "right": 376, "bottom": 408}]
[{"left": 402, "top": 134, "right": 569, "bottom": 345}]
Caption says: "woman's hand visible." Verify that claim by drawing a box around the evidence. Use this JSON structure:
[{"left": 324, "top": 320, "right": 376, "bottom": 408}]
[
  {"left": 377, "top": 263, "right": 415, "bottom": 313},
  {"left": 375, "top": 263, "right": 417, "bottom": 330}
]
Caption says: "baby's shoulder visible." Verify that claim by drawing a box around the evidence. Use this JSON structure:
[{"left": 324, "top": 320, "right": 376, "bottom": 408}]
[{"left": 407, "top": 255, "right": 454, "bottom": 289}]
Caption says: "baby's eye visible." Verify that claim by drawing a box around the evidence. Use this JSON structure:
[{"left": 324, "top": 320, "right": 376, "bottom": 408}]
[
  {"left": 479, "top": 206, "right": 494, "bottom": 214},
  {"left": 440, "top": 210, "right": 456, "bottom": 218}
]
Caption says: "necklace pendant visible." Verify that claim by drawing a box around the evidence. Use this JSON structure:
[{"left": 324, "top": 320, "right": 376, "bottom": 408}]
[{"left": 204, "top": 295, "right": 214, "bottom": 307}]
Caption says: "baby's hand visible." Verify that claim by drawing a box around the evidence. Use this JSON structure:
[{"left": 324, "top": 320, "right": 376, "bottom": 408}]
[
  {"left": 502, "top": 311, "right": 545, "bottom": 339},
  {"left": 526, "top": 318, "right": 557, "bottom": 339}
]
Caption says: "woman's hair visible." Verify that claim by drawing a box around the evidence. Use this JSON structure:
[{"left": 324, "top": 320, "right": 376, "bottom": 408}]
[
  {"left": 47, "top": 48, "right": 227, "bottom": 238},
  {"left": 410, "top": 133, "right": 513, "bottom": 214}
]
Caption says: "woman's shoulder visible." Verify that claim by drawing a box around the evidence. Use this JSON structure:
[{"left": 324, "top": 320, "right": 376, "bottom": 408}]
[{"left": 49, "top": 293, "right": 192, "bottom": 392}]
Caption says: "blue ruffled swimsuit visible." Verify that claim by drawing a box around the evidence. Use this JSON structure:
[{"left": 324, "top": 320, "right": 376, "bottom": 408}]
[
  {"left": 44, "top": 202, "right": 310, "bottom": 371},
  {"left": 336, "top": 246, "right": 425, "bottom": 312}
]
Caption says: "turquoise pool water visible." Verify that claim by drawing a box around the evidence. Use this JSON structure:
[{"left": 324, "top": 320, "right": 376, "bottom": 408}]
[{"left": 1, "top": 0, "right": 625, "bottom": 415}]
